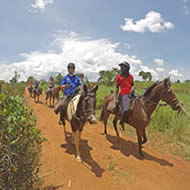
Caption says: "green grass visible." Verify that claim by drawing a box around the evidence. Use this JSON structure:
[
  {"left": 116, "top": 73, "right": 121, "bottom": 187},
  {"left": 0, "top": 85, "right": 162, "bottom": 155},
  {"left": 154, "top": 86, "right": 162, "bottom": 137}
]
[{"left": 97, "top": 81, "right": 190, "bottom": 160}]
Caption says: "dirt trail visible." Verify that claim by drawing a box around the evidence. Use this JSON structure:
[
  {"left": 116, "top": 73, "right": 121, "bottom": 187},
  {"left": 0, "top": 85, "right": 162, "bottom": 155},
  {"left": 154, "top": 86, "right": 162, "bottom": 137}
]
[{"left": 25, "top": 91, "right": 190, "bottom": 190}]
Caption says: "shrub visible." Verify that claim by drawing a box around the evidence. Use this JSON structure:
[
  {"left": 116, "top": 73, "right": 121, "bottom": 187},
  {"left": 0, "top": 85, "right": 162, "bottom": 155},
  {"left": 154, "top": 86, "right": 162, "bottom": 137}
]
[{"left": 0, "top": 84, "right": 44, "bottom": 190}]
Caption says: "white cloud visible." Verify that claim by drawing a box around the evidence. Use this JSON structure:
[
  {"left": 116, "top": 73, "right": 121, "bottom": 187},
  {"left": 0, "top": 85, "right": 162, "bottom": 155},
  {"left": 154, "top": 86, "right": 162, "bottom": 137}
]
[
  {"left": 121, "top": 11, "right": 174, "bottom": 33},
  {"left": 168, "top": 69, "right": 184, "bottom": 81},
  {"left": 156, "top": 67, "right": 165, "bottom": 72},
  {"left": 32, "top": 0, "right": 54, "bottom": 11},
  {"left": 169, "top": 69, "right": 183, "bottom": 77},
  {"left": 153, "top": 58, "right": 167, "bottom": 66},
  {"left": 0, "top": 33, "right": 143, "bottom": 82},
  {"left": 0, "top": 32, "right": 186, "bottom": 82}
]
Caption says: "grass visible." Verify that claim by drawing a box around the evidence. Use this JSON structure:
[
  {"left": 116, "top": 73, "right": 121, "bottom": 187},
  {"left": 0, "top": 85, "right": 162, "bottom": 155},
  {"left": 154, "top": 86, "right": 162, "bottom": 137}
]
[{"left": 97, "top": 81, "right": 190, "bottom": 160}]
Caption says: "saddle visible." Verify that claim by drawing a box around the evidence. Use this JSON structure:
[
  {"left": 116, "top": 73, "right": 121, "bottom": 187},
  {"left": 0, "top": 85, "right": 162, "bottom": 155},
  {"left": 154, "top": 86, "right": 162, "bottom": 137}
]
[
  {"left": 107, "top": 95, "right": 137, "bottom": 115},
  {"left": 33, "top": 87, "right": 42, "bottom": 94},
  {"left": 66, "top": 94, "right": 81, "bottom": 121}
]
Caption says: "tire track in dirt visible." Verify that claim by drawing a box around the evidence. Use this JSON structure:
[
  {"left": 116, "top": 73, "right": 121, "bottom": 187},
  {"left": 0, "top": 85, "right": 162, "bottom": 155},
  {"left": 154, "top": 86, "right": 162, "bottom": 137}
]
[{"left": 25, "top": 90, "right": 190, "bottom": 190}]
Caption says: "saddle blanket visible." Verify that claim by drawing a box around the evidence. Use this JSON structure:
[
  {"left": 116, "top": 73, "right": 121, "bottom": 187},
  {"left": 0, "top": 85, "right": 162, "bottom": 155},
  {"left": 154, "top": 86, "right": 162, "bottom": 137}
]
[{"left": 67, "top": 94, "right": 81, "bottom": 121}]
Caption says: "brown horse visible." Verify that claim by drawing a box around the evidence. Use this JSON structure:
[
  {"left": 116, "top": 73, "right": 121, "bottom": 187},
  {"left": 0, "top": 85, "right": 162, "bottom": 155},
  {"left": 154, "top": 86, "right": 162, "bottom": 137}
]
[
  {"left": 45, "top": 86, "right": 61, "bottom": 107},
  {"left": 54, "top": 85, "right": 98, "bottom": 162},
  {"left": 100, "top": 78, "right": 185, "bottom": 156},
  {"left": 27, "top": 85, "right": 33, "bottom": 98},
  {"left": 33, "top": 87, "right": 43, "bottom": 103}
]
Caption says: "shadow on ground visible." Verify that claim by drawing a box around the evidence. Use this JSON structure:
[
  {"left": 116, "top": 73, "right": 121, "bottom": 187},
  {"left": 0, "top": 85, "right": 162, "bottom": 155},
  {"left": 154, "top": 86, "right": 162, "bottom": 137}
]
[
  {"left": 106, "top": 134, "right": 174, "bottom": 167},
  {"left": 61, "top": 131, "right": 105, "bottom": 177}
]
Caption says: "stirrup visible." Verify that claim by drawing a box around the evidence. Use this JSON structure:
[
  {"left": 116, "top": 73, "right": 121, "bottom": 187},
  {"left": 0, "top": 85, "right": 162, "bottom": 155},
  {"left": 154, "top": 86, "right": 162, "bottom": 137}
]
[{"left": 58, "top": 119, "right": 65, "bottom": 126}]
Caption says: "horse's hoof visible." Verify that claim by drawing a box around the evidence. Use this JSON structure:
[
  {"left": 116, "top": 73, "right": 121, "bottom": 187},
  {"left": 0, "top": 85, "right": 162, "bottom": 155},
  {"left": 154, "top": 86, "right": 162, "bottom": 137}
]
[
  {"left": 58, "top": 120, "right": 62, "bottom": 125},
  {"left": 139, "top": 152, "right": 144, "bottom": 159},
  {"left": 142, "top": 139, "right": 147, "bottom": 144},
  {"left": 76, "top": 156, "right": 82, "bottom": 162}
]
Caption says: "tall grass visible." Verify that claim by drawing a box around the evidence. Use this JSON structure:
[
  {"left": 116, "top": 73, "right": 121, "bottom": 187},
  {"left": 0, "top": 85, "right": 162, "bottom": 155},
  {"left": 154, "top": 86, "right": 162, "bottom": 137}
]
[{"left": 97, "top": 81, "right": 190, "bottom": 159}]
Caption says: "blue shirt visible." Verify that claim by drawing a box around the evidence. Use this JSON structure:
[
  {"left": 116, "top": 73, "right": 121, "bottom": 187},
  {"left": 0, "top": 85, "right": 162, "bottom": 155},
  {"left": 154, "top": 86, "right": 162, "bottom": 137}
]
[{"left": 61, "top": 74, "right": 81, "bottom": 96}]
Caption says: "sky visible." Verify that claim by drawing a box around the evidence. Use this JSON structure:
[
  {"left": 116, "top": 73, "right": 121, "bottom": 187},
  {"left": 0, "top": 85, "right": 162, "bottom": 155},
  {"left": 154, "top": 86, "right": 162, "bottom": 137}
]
[{"left": 0, "top": 0, "right": 189, "bottom": 82}]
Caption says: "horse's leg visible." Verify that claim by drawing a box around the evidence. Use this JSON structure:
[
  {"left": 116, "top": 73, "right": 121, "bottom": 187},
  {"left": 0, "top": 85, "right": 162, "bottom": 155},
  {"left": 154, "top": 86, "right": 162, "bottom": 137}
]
[
  {"left": 136, "top": 129, "right": 143, "bottom": 157},
  {"left": 142, "top": 128, "right": 148, "bottom": 144},
  {"left": 113, "top": 115, "right": 120, "bottom": 137},
  {"left": 103, "top": 112, "right": 110, "bottom": 135},
  {"left": 51, "top": 95, "right": 53, "bottom": 107},
  {"left": 46, "top": 93, "right": 49, "bottom": 105},
  {"left": 45, "top": 95, "right": 47, "bottom": 104},
  {"left": 49, "top": 95, "right": 51, "bottom": 107},
  {"left": 34, "top": 93, "right": 36, "bottom": 102},
  {"left": 52, "top": 96, "right": 55, "bottom": 107},
  {"left": 73, "top": 130, "right": 81, "bottom": 162}
]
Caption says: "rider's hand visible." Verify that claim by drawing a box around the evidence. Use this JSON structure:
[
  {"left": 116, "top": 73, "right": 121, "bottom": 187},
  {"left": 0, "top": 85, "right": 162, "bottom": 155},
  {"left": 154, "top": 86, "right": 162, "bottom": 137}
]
[
  {"left": 65, "top": 84, "right": 70, "bottom": 88},
  {"left": 61, "top": 84, "right": 70, "bottom": 89}
]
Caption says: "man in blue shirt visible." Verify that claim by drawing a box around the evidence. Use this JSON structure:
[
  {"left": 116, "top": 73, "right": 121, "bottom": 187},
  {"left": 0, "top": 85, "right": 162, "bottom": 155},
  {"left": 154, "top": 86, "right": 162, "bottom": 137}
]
[
  {"left": 60, "top": 63, "right": 81, "bottom": 96},
  {"left": 54, "top": 63, "right": 81, "bottom": 124}
]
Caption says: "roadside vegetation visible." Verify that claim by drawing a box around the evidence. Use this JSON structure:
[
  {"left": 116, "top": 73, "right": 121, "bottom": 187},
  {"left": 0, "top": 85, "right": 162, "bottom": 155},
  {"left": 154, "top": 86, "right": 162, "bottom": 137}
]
[{"left": 0, "top": 80, "right": 44, "bottom": 190}]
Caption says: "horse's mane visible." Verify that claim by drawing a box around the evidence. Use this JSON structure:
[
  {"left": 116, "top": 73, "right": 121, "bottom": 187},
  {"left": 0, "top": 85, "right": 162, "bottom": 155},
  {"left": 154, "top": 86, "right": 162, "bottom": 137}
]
[{"left": 143, "top": 81, "right": 160, "bottom": 97}]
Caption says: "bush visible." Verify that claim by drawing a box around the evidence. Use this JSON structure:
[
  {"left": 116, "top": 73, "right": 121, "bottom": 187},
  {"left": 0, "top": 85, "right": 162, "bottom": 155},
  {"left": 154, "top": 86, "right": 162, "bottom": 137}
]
[{"left": 0, "top": 84, "right": 44, "bottom": 190}]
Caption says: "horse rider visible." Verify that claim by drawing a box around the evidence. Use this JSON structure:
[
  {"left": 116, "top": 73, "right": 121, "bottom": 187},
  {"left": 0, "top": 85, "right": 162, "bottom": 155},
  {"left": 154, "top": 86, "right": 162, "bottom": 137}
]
[
  {"left": 77, "top": 73, "right": 86, "bottom": 90},
  {"left": 54, "top": 62, "right": 81, "bottom": 122},
  {"left": 33, "top": 79, "right": 40, "bottom": 93},
  {"left": 28, "top": 80, "right": 33, "bottom": 87},
  {"left": 47, "top": 76, "right": 55, "bottom": 93},
  {"left": 115, "top": 61, "right": 134, "bottom": 125}
]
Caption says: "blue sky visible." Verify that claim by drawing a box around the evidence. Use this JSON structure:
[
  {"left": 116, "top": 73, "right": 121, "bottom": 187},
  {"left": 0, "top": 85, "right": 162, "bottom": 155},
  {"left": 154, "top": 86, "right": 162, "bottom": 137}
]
[{"left": 0, "top": 0, "right": 189, "bottom": 81}]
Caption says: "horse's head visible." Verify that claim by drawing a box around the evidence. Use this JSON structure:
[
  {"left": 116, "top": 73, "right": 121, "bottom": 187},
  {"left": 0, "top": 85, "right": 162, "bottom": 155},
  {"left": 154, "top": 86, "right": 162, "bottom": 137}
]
[
  {"left": 148, "top": 78, "right": 184, "bottom": 112},
  {"left": 79, "top": 84, "right": 98, "bottom": 124}
]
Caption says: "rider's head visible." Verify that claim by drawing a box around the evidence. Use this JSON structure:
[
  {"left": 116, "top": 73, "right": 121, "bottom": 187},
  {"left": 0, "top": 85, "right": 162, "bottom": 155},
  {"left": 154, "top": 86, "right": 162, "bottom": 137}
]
[
  {"left": 49, "top": 76, "right": 54, "bottom": 81},
  {"left": 119, "top": 61, "right": 130, "bottom": 74},
  {"left": 67, "top": 62, "right": 75, "bottom": 75}
]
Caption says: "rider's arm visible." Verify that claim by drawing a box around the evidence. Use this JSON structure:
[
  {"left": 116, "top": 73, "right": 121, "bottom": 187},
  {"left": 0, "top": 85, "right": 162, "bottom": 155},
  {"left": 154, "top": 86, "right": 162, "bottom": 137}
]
[
  {"left": 115, "top": 75, "right": 120, "bottom": 101},
  {"left": 130, "top": 75, "right": 134, "bottom": 93},
  {"left": 60, "top": 76, "right": 71, "bottom": 89}
]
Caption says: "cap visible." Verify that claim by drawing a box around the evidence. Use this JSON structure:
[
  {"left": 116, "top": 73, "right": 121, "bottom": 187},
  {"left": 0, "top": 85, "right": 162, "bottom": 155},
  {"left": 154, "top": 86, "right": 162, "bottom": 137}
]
[{"left": 119, "top": 61, "right": 130, "bottom": 69}]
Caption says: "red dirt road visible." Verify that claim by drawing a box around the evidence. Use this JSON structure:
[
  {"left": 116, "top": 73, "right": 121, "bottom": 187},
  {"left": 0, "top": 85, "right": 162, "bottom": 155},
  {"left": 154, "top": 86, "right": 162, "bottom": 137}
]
[{"left": 25, "top": 91, "right": 190, "bottom": 190}]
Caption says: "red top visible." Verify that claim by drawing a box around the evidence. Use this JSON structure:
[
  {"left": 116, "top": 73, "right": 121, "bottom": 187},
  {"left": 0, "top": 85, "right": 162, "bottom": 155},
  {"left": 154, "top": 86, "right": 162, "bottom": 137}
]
[{"left": 115, "top": 74, "right": 134, "bottom": 95}]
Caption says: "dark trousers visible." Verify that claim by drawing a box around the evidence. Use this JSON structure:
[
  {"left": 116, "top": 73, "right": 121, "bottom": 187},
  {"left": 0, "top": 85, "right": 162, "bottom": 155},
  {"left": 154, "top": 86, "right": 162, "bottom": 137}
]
[{"left": 119, "top": 94, "right": 130, "bottom": 114}]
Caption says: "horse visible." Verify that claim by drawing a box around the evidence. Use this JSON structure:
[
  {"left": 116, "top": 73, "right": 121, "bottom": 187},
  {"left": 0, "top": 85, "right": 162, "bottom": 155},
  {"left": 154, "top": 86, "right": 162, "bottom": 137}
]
[
  {"left": 45, "top": 86, "right": 61, "bottom": 107},
  {"left": 33, "top": 87, "right": 43, "bottom": 103},
  {"left": 27, "top": 85, "right": 33, "bottom": 98},
  {"left": 100, "top": 78, "right": 185, "bottom": 156},
  {"left": 54, "top": 84, "right": 98, "bottom": 162}
]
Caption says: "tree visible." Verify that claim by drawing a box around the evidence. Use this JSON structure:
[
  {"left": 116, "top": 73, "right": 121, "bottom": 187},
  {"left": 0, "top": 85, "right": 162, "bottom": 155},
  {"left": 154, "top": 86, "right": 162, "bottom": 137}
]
[
  {"left": 98, "top": 68, "right": 119, "bottom": 86},
  {"left": 27, "top": 76, "right": 35, "bottom": 83},
  {"left": 9, "top": 71, "right": 20, "bottom": 83},
  {"left": 55, "top": 73, "right": 63, "bottom": 85},
  {"left": 139, "top": 71, "right": 152, "bottom": 81},
  {"left": 146, "top": 72, "right": 152, "bottom": 81}
]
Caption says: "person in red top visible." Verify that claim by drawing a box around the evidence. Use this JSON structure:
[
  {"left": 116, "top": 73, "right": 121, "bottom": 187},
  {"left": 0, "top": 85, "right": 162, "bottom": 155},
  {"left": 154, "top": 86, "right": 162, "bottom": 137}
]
[{"left": 115, "top": 61, "right": 134, "bottom": 125}]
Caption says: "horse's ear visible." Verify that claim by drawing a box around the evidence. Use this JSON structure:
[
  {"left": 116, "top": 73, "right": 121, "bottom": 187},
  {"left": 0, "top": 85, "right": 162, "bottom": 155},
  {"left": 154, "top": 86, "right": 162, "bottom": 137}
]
[
  {"left": 91, "top": 85, "right": 98, "bottom": 93},
  {"left": 83, "top": 84, "right": 88, "bottom": 94},
  {"left": 164, "top": 77, "right": 171, "bottom": 87}
]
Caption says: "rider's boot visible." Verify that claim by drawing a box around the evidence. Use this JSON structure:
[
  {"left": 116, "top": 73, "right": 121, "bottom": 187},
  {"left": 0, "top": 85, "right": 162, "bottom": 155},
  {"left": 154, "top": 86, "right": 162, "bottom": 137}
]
[{"left": 119, "top": 110, "right": 130, "bottom": 125}]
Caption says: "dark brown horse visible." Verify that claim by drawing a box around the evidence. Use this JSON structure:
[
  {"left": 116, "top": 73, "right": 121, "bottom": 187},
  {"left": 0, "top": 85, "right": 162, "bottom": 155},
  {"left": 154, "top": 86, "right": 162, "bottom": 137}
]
[
  {"left": 33, "top": 87, "right": 43, "bottom": 103},
  {"left": 45, "top": 86, "right": 61, "bottom": 107},
  {"left": 54, "top": 85, "right": 98, "bottom": 162},
  {"left": 27, "top": 85, "right": 33, "bottom": 98},
  {"left": 100, "top": 78, "right": 185, "bottom": 156}
]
